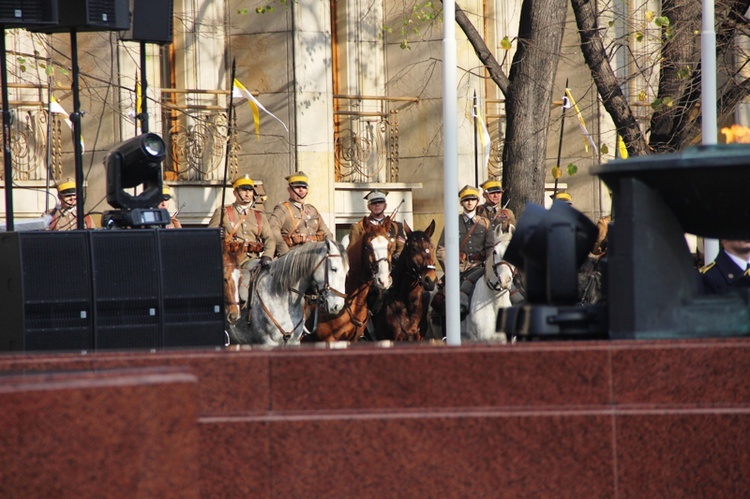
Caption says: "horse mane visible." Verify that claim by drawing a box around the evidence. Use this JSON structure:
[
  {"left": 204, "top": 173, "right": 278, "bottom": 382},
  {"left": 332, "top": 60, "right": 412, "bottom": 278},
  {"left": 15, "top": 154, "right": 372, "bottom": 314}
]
[{"left": 268, "top": 241, "right": 330, "bottom": 295}]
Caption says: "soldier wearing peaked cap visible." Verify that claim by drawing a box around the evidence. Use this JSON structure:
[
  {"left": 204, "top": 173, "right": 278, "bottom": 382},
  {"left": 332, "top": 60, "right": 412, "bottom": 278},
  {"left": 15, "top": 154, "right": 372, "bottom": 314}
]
[
  {"left": 477, "top": 178, "right": 516, "bottom": 232},
  {"left": 45, "top": 179, "right": 96, "bottom": 230},
  {"left": 159, "top": 186, "right": 182, "bottom": 229},
  {"left": 433, "top": 185, "right": 493, "bottom": 319},
  {"left": 208, "top": 175, "right": 275, "bottom": 270},
  {"left": 348, "top": 190, "right": 406, "bottom": 261},
  {"left": 269, "top": 171, "right": 333, "bottom": 256},
  {"left": 699, "top": 239, "right": 750, "bottom": 294},
  {"left": 552, "top": 191, "right": 573, "bottom": 205}
]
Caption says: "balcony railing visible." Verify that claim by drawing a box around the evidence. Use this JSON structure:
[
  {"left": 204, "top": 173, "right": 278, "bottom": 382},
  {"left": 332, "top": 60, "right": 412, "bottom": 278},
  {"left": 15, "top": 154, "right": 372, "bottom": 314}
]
[
  {"left": 333, "top": 95, "right": 418, "bottom": 183},
  {"left": 160, "top": 88, "right": 236, "bottom": 181}
]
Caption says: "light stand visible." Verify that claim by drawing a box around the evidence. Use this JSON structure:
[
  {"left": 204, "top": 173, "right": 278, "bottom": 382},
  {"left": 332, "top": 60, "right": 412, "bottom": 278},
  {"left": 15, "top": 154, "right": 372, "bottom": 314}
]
[
  {"left": 139, "top": 41, "right": 148, "bottom": 133},
  {"left": 1, "top": 28, "right": 14, "bottom": 231},
  {"left": 70, "top": 28, "right": 86, "bottom": 230}
]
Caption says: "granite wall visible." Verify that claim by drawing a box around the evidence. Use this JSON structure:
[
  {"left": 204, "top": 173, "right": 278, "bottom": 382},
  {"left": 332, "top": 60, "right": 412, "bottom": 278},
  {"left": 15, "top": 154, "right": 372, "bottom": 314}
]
[{"left": 1, "top": 339, "right": 748, "bottom": 496}]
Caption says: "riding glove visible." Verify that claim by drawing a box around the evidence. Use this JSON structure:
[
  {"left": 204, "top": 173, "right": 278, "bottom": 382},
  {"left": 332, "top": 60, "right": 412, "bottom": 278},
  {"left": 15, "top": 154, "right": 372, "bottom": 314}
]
[{"left": 260, "top": 256, "right": 272, "bottom": 270}]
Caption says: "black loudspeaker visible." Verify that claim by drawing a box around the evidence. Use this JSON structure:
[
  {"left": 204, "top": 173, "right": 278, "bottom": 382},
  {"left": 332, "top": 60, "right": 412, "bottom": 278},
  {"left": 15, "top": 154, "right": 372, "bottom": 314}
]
[
  {"left": 30, "top": 0, "right": 129, "bottom": 33},
  {"left": 0, "top": 0, "right": 59, "bottom": 26},
  {"left": 0, "top": 232, "right": 93, "bottom": 351},
  {"left": 90, "top": 230, "right": 161, "bottom": 349},
  {"left": 122, "top": 0, "right": 173, "bottom": 44},
  {"left": 158, "top": 229, "right": 225, "bottom": 347},
  {"left": 0, "top": 229, "right": 224, "bottom": 351}
]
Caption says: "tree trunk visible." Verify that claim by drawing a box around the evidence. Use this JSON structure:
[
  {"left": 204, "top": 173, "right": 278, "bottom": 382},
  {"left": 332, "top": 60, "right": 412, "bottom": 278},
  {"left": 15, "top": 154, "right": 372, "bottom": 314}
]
[
  {"left": 648, "top": 0, "right": 701, "bottom": 152},
  {"left": 502, "top": 0, "right": 569, "bottom": 216},
  {"left": 570, "top": 0, "right": 649, "bottom": 157}
]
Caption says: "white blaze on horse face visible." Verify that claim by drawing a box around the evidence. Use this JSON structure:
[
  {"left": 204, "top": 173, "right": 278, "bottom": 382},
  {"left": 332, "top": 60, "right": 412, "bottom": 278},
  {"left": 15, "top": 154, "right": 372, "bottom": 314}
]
[
  {"left": 320, "top": 240, "right": 348, "bottom": 315},
  {"left": 226, "top": 267, "right": 242, "bottom": 322},
  {"left": 370, "top": 234, "right": 392, "bottom": 289}
]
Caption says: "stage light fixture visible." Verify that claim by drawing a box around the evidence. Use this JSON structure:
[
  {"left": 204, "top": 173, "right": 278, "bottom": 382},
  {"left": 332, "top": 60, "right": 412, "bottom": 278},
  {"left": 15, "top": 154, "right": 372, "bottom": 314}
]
[{"left": 101, "top": 133, "right": 170, "bottom": 228}]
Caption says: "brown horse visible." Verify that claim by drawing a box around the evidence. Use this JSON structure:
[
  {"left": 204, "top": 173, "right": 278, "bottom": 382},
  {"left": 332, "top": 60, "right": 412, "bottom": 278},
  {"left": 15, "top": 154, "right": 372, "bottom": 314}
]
[
  {"left": 303, "top": 218, "right": 395, "bottom": 342},
  {"left": 372, "top": 220, "right": 438, "bottom": 341}
]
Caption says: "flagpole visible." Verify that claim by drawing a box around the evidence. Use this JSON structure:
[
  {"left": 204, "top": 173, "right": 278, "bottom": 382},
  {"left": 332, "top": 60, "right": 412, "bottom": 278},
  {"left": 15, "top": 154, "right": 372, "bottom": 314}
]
[
  {"left": 553, "top": 79, "right": 568, "bottom": 198},
  {"left": 702, "top": 1, "right": 719, "bottom": 263},
  {"left": 219, "top": 58, "right": 237, "bottom": 230},
  {"left": 443, "top": 0, "right": 461, "bottom": 345},
  {"left": 45, "top": 76, "right": 53, "bottom": 214},
  {"left": 473, "top": 90, "right": 478, "bottom": 187}
]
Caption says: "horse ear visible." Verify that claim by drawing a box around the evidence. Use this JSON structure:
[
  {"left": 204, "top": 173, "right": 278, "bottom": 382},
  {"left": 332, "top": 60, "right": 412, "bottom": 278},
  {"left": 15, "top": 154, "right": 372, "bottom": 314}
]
[
  {"left": 383, "top": 217, "right": 392, "bottom": 231},
  {"left": 425, "top": 219, "right": 436, "bottom": 237},
  {"left": 403, "top": 220, "right": 412, "bottom": 235}
]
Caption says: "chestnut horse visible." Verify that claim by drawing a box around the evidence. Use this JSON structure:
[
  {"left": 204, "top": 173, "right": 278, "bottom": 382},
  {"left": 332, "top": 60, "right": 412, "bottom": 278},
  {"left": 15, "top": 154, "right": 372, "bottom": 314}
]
[
  {"left": 303, "top": 218, "right": 395, "bottom": 342},
  {"left": 372, "top": 220, "right": 438, "bottom": 341}
]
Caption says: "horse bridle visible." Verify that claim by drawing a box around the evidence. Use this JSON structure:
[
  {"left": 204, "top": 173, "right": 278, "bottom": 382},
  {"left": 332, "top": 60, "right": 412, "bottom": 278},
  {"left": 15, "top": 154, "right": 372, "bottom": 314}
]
[
  {"left": 256, "top": 240, "right": 347, "bottom": 343},
  {"left": 487, "top": 250, "right": 517, "bottom": 293}
]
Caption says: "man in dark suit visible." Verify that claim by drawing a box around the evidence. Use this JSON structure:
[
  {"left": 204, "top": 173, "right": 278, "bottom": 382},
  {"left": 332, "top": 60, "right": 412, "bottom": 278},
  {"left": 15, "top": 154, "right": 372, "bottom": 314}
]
[{"left": 699, "top": 240, "right": 750, "bottom": 294}]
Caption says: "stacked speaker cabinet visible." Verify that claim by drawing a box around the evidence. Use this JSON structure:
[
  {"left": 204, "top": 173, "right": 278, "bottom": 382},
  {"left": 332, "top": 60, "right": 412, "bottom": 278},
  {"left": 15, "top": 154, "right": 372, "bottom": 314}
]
[
  {"left": 159, "top": 229, "right": 225, "bottom": 347},
  {"left": 0, "top": 229, "right": 224, "bottom": 352},
  {"left": 0, "top": 232, "right": 93, "bottom": 351},
  {"left": 122, "top": 0, "right": 174, "bottom": 45},
  {"left": 29, "top": 0, "right": 130, "bottom": 33},
  {"left": 90, "top": 230, "right": 161, "bottom": 349},
  {"left": 0, "top": 0, "right": 59, "bottom": 25}
]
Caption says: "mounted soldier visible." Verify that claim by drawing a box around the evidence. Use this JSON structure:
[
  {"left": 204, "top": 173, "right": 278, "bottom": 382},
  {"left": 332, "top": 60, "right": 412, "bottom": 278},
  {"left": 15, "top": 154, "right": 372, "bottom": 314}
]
[
  {"left": 45, "top": 179, "right": 96, "bottom": 230},
  {"left": 434, "top": 185, "right": 494, "bottom": 318},
  {"left": 477, "top": 178, "right": 515, "bottom": 232},
  {"left": 348, "top": 190, "right": 405, "bottom": 261},
  {"left": 159, "top": 186, "right": 182, "bottom": 229},
  {"left": 208, "top": 175, "right": 275, "bottom": 271},
  {"left": 269, "top": 171, "right": 333, "bottom": 257}
]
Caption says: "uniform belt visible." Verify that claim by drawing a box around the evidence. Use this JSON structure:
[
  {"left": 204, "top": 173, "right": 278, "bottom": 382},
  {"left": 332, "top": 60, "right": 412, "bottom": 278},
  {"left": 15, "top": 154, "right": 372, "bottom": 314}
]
[{"left": 467, "top": 253, "right": 485, "bottom": 262}]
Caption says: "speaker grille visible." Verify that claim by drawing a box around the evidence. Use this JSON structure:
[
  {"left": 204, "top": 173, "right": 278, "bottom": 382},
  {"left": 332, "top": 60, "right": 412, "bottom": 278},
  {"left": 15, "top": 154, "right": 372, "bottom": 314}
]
[
  {"left": 159, "top": 229, "right": 224, "bottom": 347},
  {"left": 91, "top": 230, "right": 161, "bottom": 349},
  {"left": 17, "top": 232, "right": 93, "bottom": 351},
  {"left": 0, "top": 0, "right": 56, "bottom": 25}
]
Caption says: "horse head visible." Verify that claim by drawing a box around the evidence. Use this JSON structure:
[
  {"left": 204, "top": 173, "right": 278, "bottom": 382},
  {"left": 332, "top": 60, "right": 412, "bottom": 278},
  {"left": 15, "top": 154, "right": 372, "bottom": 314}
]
[
  {"left": 362, "top": 219, "right": 394, "bottom": 289},
  {"left": 402, "top": 219, "right": 438, "bottom": 292},
  {"left": 222, "top": 250, "right": 243, "bottom": 325},
  {"left": 314, "top": 238, "right": 349, "bottom": 315},
  {"left": 487, "top": 223, "right": 516, "bottom": 291}
]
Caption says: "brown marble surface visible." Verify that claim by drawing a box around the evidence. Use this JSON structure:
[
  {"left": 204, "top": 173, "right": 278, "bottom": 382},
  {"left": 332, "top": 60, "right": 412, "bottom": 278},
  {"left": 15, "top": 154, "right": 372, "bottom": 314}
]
[
  {"left": 0, "top": 366, "right": 200, "bottom": 497},
  {"left": 1, "top": 338, "right": 749, "bottom": 496}
]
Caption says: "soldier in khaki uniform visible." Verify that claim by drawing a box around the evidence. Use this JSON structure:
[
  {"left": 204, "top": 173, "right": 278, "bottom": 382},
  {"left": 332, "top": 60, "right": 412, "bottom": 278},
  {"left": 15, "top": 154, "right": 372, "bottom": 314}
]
[
  {"left": 348, "top": 190, "right": 406, "bottom": 261},
  {"left": 477, "top": 178, "right": 515, "bottom": 232},
  {"left": 46, "top": 179, "right": 96, "bottom": 230},
  {"left": 434, "top": 185, "right": 493, "bottom": 317},
  {"left": 269, "top": 171, "right": 333, "bottom": 257},
  {"left": 159, "top": 186, "right": 182, "bottom": 229},
  {"left": 208, "top": 175, "right": 275, "bottom": 270}
]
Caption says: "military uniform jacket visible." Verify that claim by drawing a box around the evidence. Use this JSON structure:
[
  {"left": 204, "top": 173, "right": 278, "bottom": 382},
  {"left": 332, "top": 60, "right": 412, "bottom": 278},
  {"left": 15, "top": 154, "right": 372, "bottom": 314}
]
[
  {"left": 437, "top": 214, "right": 492, "bottom": 273},
  {"left": 208, "top": 202, "right": 275, "bottom": 259},
  {"left": 348, "top": 216, "right": 406, "bottom": 260},
  {"left": 699, "top": 250, "right": 750, "bottom": 294},
  {"left": 46, "top": 208, "right": 95, "bottom": 231},
  {"left": 269, "top": 200, "right": 333, "bottom": 256},
  {"left": 477, "top": 203, "right": 516, "bottom": 231}
]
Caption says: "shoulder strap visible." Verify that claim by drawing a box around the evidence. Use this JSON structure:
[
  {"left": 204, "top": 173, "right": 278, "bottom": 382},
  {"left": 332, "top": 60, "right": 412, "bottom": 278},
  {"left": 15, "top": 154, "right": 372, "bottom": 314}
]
[
  {"left": 459, "top": 219, "right": 480, "bottom": 252},
  {"left": 225, "top": 206, "right": 248, "bottom": 240},
  {"left": 699, "top": 262, "right": 716, "bottom": 274},
  {"left": 283, "top": 202, "right": 302, "bottom": 233},
  {"left": 255, "top": 210, "right": 263, "bottom": 237}
]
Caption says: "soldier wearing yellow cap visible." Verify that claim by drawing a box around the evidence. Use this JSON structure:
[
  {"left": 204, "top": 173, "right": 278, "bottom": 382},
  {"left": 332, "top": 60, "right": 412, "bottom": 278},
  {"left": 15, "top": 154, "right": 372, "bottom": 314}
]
[
  {"left": 348, "top": 190, "right": 406, "bottom": 260},
  {"left": 45, "top": 179, "right": 96, "bottom": 230},
  {"left": 552, "top": 191, "right": 573, "bottom": 205},
  {"left": 477, "top": 178, "right": 516, "bottom": 231},
  {"left": 269, "top": 171, "right": 333, "bottom": 256},
  {"left": 433, "top": 185, "right": 493, "bottom": 318},
  {"left": 208, "top": 175, "right": 275, "bottom": 271},
  {"left": 158, "top": 186, "right": 182, "bottom": 229}
]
